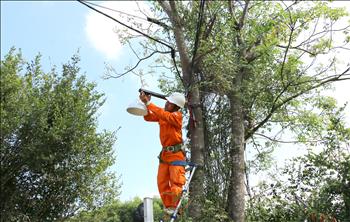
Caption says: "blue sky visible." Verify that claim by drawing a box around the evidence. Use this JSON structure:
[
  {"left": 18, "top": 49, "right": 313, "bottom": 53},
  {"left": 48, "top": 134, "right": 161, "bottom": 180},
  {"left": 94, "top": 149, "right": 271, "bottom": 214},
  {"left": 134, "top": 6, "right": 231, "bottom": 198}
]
[
  {"left": 2, "top": 1, "right": 350, "bottom": 202},
  {"left": 1, "top": 1, "right": 164, "bottom": 201}
]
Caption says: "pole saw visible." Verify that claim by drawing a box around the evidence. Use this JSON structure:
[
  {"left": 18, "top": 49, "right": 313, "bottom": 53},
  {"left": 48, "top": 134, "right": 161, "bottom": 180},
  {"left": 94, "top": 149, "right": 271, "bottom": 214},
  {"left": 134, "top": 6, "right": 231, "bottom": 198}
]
[{"left": 139, "top": 88, "right": 167, "bottom": 100}]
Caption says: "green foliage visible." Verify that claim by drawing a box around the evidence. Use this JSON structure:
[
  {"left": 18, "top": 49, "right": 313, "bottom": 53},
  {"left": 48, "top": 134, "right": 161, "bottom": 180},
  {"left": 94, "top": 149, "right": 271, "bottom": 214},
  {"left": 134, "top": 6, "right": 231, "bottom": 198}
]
[
  {"left": 67, "top": 195, "right": 215, "bottom": 222},
  {"left": 67, "top": 197, "right": 165, "bottom": 222},
  {"left": 127, "top": 1, "right": 349, "bottom": 220},
  {"left": 0, "top": 48, "right": 120, "bottom": 221},
  {"left": 246, "top": 104, "right": 350, "bottom": 221},
  {"left": 247, "top": 148, "right": 349, "bottom": 221},
  {"left": 199, "top": 200, "right": 232, "bottom": 222},
  {"left": 201, "top": 96, "right": 231, "bottom": 206},
  {"left": 68, "top": 198, "right": 139, "bottom": 222}
]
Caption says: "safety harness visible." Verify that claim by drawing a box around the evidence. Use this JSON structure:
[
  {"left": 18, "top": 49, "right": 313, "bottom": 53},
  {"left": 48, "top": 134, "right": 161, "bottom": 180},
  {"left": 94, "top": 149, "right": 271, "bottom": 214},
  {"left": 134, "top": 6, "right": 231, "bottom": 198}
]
[{"left": 158, "top": 144, "right": 185, "bottom": 165}]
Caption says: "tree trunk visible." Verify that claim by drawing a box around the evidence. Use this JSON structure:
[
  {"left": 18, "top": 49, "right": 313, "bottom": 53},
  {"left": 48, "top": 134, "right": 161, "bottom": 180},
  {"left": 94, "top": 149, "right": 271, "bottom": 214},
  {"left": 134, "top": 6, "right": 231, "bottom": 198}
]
[
  {"left": 227, "top": 91, "right": 245, "bottom": 222},
  {"left": 188, "top": 86, "right": 205, "bottom": 219}
]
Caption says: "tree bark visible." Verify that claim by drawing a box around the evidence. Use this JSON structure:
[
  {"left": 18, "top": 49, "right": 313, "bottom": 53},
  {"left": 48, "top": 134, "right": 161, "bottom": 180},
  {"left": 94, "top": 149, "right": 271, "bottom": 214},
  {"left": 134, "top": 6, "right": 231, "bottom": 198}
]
[{"left": 227, "top": 74, "right": 246, "bottom": 222}]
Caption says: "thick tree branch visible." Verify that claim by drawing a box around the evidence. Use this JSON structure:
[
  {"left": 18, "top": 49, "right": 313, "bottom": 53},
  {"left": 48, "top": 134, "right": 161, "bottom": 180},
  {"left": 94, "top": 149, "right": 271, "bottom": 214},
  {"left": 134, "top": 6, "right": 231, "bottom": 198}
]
[
  {"left": 157, "top": 1, "right": 171, "bottom": 17},
  {"left": 238, "top": 0, "right": 250, "bottom": 29},
  {"left": 158, "top": 0, "right": 192, "bottom": 85},
  {"left": 203, "top": 13, "right": 216, "bottom": 40}
]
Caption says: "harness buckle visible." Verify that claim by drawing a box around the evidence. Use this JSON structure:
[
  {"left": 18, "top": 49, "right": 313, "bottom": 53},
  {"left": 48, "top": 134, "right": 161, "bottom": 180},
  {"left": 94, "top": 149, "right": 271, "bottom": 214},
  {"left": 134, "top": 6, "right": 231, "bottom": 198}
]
[{"left": 163, "top": 144, "right": 182, "bottom": 153}]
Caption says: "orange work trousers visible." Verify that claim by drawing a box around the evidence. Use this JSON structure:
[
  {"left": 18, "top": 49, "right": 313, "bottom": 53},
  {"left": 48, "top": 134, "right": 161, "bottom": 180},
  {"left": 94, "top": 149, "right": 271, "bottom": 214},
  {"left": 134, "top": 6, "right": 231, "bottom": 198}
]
[{"left": 157, "top": 150, "right": 186, "bottom": 208}]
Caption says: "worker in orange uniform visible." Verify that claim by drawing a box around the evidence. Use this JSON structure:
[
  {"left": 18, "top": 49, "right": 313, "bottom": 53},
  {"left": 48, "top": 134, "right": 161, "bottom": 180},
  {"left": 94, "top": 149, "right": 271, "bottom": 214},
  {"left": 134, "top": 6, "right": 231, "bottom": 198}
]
[{"left": 139, "top": 91, "right": 186, "bottom": 215}]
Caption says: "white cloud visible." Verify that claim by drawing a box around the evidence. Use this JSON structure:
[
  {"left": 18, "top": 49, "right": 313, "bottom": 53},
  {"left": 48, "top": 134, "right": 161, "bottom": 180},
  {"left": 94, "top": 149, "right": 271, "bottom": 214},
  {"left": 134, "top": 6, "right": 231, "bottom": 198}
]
[
  {"left": 85, "top": 13, "right": 121, "bottom": 60},
  {"left": 84, "top": 1, "right": 154, "bottom": 61}
]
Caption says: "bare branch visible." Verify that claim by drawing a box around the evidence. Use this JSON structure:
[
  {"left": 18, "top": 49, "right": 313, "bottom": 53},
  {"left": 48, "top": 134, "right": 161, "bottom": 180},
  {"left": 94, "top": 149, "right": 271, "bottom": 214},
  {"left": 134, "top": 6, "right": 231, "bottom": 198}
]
[
  {"left": 293, "top": 17, "right": 320, "bottom": 49},
  {"left": 296, "top": 24, "right": 350, "bottom": 48},
  {"left": 245, "top": 66, "right": 350, "bottom": 140},
  {"left": 254, "top": 133, "right": 322, "bottom": 144},
  {"left": 149, "top": 63, "right": 173, "bottom": 70},
  {"left": 103, "top": 50, "right": 171, "bottom": 79},
  {"left": 279, "top": 22, "right": 296, "bottom": 86},
  {"left": 277, "top": 44, "right": 317, "bottom": 56}
]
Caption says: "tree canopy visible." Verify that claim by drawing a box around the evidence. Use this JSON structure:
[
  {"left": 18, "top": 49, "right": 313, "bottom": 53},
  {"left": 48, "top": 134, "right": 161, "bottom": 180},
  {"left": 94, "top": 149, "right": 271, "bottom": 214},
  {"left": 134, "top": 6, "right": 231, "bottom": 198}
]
[{"left": 104, "top": 1, "right": 349, "bottom": 221}]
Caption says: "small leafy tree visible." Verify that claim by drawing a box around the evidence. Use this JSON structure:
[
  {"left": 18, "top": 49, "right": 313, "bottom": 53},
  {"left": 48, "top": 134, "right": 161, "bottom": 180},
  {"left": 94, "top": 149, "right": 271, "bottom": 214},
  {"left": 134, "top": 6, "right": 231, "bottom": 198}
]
[{"left": 0, "top": 48, "right": 120, "bottom": 221}]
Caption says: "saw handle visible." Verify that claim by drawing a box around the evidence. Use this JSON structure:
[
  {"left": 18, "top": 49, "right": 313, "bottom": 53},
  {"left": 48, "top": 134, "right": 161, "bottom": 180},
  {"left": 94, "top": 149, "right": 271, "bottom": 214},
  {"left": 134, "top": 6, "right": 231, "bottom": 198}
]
[{"left": 139, "top": 88, "right": 167, "bottom": 100}]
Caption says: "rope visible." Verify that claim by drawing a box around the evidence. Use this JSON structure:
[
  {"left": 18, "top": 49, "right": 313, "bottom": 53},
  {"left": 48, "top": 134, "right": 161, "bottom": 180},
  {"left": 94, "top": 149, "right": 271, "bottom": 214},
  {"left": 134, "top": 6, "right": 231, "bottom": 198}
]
[
  {"left": 191, "top": 0, "right": 206, "bottom": 74},
  {"left": 82, "top": 1, "right": 149, "bottom": 22},
  {"left": 78, "top": 0, "right": 172, "bottom": 48}
]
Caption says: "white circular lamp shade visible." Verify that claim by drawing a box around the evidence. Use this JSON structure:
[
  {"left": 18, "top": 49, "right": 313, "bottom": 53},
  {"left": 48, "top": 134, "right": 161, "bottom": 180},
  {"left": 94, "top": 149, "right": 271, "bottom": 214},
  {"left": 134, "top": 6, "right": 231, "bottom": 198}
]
[{"left": 126, "top": 99, "right": 148, "bottom": 116}]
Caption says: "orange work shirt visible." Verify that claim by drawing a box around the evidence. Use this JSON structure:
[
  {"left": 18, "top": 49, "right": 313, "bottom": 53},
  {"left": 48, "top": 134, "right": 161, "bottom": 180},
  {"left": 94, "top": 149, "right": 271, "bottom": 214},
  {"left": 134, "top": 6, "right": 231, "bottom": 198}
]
[{"left": 143, "top": 103, "right": 182, "bottom": 147}]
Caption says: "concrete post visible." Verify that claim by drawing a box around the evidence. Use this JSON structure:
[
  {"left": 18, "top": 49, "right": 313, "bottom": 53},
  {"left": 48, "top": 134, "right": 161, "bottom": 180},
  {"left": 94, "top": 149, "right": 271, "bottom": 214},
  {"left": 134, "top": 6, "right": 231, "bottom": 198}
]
[{"left": 143, "top": 197, "right": 154, "bottom": 222}]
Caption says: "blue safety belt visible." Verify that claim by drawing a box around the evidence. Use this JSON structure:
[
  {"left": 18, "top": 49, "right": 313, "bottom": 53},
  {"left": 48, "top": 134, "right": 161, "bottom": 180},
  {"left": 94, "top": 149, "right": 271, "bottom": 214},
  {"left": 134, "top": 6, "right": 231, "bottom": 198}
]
[{"left": 170, "top": 161, "right": 197, "bottom": 167}]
